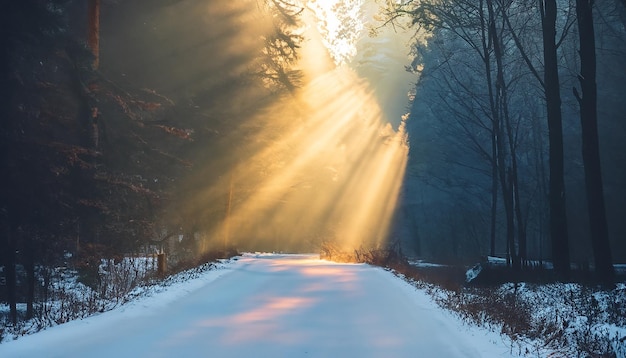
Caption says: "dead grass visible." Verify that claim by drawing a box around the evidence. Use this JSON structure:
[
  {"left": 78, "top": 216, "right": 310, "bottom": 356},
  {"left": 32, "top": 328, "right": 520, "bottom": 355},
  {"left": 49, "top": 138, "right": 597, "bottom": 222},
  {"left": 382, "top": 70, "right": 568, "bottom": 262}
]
[
  {"left": 394, "top": 265, "right": 626, "bottom": 357},
  {"left": 320, "top": 245, "right": 626, "bottom": 357}
]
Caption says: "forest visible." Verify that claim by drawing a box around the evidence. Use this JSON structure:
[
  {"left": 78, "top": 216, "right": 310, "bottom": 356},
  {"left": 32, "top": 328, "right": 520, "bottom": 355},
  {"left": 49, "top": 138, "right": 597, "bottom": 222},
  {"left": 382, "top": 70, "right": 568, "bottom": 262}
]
[
  {"left": 1, "top": 0, "right": 625, "bottom": 335},
  {"left": 390, "top": 0, "right": 626, "bottom": 282}
]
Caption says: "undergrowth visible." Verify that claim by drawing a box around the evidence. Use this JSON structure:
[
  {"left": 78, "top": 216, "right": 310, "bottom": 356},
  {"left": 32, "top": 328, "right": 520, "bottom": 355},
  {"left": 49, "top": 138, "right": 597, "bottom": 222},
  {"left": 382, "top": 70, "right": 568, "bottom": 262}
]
[
  {"left": 0, "top": 249, "right": 239, "bottom": 342},
  {"left": 397, "top": 264, "right": 626, "bottom": 357},
  {"left": 321, "top": 242, "right": 626, "bottom": 358}
]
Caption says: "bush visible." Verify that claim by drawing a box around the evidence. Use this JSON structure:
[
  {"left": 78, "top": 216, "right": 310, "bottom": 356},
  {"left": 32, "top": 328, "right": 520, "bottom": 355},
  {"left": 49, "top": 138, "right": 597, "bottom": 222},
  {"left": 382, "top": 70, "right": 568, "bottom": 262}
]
[{"left": 1, "top": 248, "right": 240, "bottom": 341}]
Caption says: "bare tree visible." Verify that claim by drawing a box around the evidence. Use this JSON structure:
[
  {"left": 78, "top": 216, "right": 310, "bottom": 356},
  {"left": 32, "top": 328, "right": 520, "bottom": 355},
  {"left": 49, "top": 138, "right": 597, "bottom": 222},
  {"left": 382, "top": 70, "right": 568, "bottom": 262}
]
[
  {"left": 573, "top": 0, "right": 614, "bottom": 285},
  {"left": 384, "top": 0, "right": 535, "bottom": 267},
  {"left": 540, "top": 0, "right": 571, "bottom": 279}
]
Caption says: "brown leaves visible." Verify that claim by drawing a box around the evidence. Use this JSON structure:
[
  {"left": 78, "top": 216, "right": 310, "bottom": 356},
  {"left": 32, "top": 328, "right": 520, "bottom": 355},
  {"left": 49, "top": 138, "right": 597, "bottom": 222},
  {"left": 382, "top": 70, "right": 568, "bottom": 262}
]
[
  {"left": 108, "top": 92, "right": 164, "bottom": 121},
  {"left": 110, "top": 93, "right": 134, "bottom": 119},
  {"left": 46, "top": 141, "right": 98, "bottom": 169},
  {"left": 136, "top": 100, "right": 161, "bottom": 111},
  {"left": 153, "top": 125, "right": 193, "bottom": 141}
]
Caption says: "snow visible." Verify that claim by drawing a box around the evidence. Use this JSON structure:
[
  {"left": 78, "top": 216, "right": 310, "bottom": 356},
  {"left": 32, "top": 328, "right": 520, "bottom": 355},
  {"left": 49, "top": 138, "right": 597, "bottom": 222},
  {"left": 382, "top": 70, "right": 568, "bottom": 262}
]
[
  {"left": 465, "top": 264, "right": 483, "bottom": 283},
  {"left": 407, "top": 259, "right": 446, "bottom": 268},
  {"left": 0, "top": 253, "right": 512, "bottom": 357}
]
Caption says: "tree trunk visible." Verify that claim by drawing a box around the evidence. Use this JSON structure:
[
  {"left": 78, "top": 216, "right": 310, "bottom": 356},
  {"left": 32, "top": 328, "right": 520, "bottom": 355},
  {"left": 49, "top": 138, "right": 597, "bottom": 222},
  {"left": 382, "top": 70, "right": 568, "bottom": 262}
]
[
  {"left": 88, "top": 0, "right": 100, "bottom": 70},
  {"left": 0, "top": 3, "right": 18, "bottom": 325},
  {"left": 504, "top": 112, "right": 526, "bottom": 267},
  {"left": 406, "top": 206, "right": 421, "bottom": 257},
  {"left": 502, "top": 166, "right": 516, "bottom": 268},
  {"left": 25, "top": 245, "right": 36, "bottom": 320},
  {"left": 488, "top": 0, "right": 519, "bottom": 269},
  {"left": 490, "top": 142, "right": 498, "bottom": 257},
  {"left": 498, "top": 11, "right": 526, "bottom": 264},
  {"left": 541, "top": 0, "right": 570, "bottom": 279},
  {"left": 513, "top": 166, "right": 527, "bottom": 267},
  {"left": 534, "top": 113, "right": 549, "bottom": 268},
  {"left": 482, "top": 1, "right": 498, "bottom": 259},
  {"left": 4, "top": 228, "right": 18, "bottom": 324},
  {"left": 480, "top": 0, "right": 503, "bottom": 260},
  {"left": 224, "top": 174, "right": 234, "bottom": 250},
  {"left": 575, "top": 0, "right": 615, "bottom": 285}
]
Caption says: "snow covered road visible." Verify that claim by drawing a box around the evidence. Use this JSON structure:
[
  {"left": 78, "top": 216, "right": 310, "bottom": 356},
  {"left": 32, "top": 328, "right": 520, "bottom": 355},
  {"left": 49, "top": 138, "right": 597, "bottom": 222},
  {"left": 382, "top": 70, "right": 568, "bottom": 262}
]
[{"left": 0, "top": 254, "right": 510, "bottom": 357}]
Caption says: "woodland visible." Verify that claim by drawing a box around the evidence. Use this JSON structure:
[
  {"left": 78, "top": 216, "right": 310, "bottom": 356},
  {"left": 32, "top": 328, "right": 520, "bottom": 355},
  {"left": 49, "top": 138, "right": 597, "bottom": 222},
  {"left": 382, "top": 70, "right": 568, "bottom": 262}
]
[
  {"left": 1, "top": 0, "right": 625, "bottom": 334},
  {"left": 1, "top": 0, "right": 305, "bottom": 325},
  {"left": 390, "top": 0, "right": 626, "bottom": 283}
]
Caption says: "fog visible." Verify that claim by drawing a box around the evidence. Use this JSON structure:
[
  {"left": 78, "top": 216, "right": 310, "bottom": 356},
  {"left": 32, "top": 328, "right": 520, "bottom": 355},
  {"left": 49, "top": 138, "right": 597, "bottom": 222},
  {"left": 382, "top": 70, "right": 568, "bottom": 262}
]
[{"left": 99, "top": 0, "right": 412, "bottom": 253}]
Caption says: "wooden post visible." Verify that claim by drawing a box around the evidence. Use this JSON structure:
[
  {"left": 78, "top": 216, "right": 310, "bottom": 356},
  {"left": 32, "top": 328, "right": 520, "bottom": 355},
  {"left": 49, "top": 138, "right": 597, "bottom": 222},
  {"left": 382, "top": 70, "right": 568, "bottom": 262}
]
[
  {"left": 224, "top": 174, "right": 234, "bottom": 250},
  {"left": 157, "top": 251, "right": 167, "bottom": 276}
]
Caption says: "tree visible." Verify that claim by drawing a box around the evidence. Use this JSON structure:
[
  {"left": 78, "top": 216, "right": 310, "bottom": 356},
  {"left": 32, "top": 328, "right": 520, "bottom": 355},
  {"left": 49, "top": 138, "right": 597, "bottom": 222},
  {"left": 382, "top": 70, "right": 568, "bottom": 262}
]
[
  {"left": 385, "top": 0, "right": 626, "bottom": 267},
  {"left": 486, "top": 0, "right": 523, "bottom": 269},
  {"left": 0, "top": 0, "right": 70, "bottom": 325},
  {"left": 541, "top": 0, "right": 570, "bottom": 279},
  {"left": 384, "top": 0, "right": 535, "bottom": 267},
  {"left": 88, "top": 0, "right": 100, "bottom": 69},
  {"left": 573, "top": 0, "right": 614, "bottom": 285},
  {"left": 255, "top": 0, "right": 304, "bottom": 92},
  {"left": 0, "top": 0, "right": 12, "bottom": 323}
]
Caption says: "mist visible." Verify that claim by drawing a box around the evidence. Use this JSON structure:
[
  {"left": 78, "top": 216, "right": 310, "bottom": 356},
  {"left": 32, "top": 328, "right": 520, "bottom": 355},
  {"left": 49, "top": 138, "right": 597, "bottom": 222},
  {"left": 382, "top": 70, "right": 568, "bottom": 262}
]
[
  {"left": 3, "top": 1, "right": 625, "bottom": 348},
  {"left": 96, "top": 0, "right": 412, "bottom": 253}
]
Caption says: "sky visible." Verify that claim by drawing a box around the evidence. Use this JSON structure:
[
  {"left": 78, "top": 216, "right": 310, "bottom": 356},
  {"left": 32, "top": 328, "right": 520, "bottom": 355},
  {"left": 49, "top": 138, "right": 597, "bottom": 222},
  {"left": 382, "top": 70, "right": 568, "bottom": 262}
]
[{"left": 0, "top": 254, "right": 514, "bottom": 357}]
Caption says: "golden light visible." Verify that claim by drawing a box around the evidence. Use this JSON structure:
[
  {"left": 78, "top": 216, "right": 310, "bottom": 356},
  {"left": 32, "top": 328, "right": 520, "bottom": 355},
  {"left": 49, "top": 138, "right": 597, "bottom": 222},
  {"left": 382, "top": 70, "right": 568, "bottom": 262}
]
[
  {"left": 305, "top": 0, "right": 365, "bottom": 66},
  {"left": 182, "top": 0, "right": 409, "bottom": 254}
]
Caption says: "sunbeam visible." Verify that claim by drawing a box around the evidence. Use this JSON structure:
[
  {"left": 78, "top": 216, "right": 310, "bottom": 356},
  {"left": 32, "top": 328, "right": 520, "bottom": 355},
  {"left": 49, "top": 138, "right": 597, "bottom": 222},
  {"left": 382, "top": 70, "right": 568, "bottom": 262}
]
[
  {"left": 306, "top": 0, "right": 364, "bottom": 66},
  {"left": 171, "top": 0, "right": 409, "bottom": 254}
]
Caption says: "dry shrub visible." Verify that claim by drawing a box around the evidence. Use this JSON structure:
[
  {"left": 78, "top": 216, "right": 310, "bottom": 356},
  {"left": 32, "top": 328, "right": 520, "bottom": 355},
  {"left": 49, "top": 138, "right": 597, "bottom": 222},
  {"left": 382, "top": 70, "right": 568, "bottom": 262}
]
[
  {"left": 441, "top": 285, "right": 532, "bottom": 338},
  {"left": 320, "top": 240, "right": 407, "bottom": 267},
  {"left": 169, "top": 247, "right": 239, "bottom": 274},
  {"left": 319, "top": 241, "right": 356, "bottom": 263}
]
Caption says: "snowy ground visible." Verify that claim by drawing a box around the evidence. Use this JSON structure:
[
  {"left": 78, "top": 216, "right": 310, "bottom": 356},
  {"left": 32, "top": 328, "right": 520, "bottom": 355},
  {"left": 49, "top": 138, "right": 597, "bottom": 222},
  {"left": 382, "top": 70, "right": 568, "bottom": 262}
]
[{"left": 0, "top": 253, "right": 514, "bottom": 357}]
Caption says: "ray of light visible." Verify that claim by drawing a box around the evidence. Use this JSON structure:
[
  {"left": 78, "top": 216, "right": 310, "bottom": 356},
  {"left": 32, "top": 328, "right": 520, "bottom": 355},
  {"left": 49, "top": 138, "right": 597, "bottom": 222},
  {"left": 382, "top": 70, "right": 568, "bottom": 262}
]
[
  {"left": 305, "top": 0, "right": 365, "bottom": 66},
  {"left": 201, "top": 64, "right": 408, "bottom": 252},
  {"left": 184, "top": 0, "right": 409, "bottom": 254}
]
